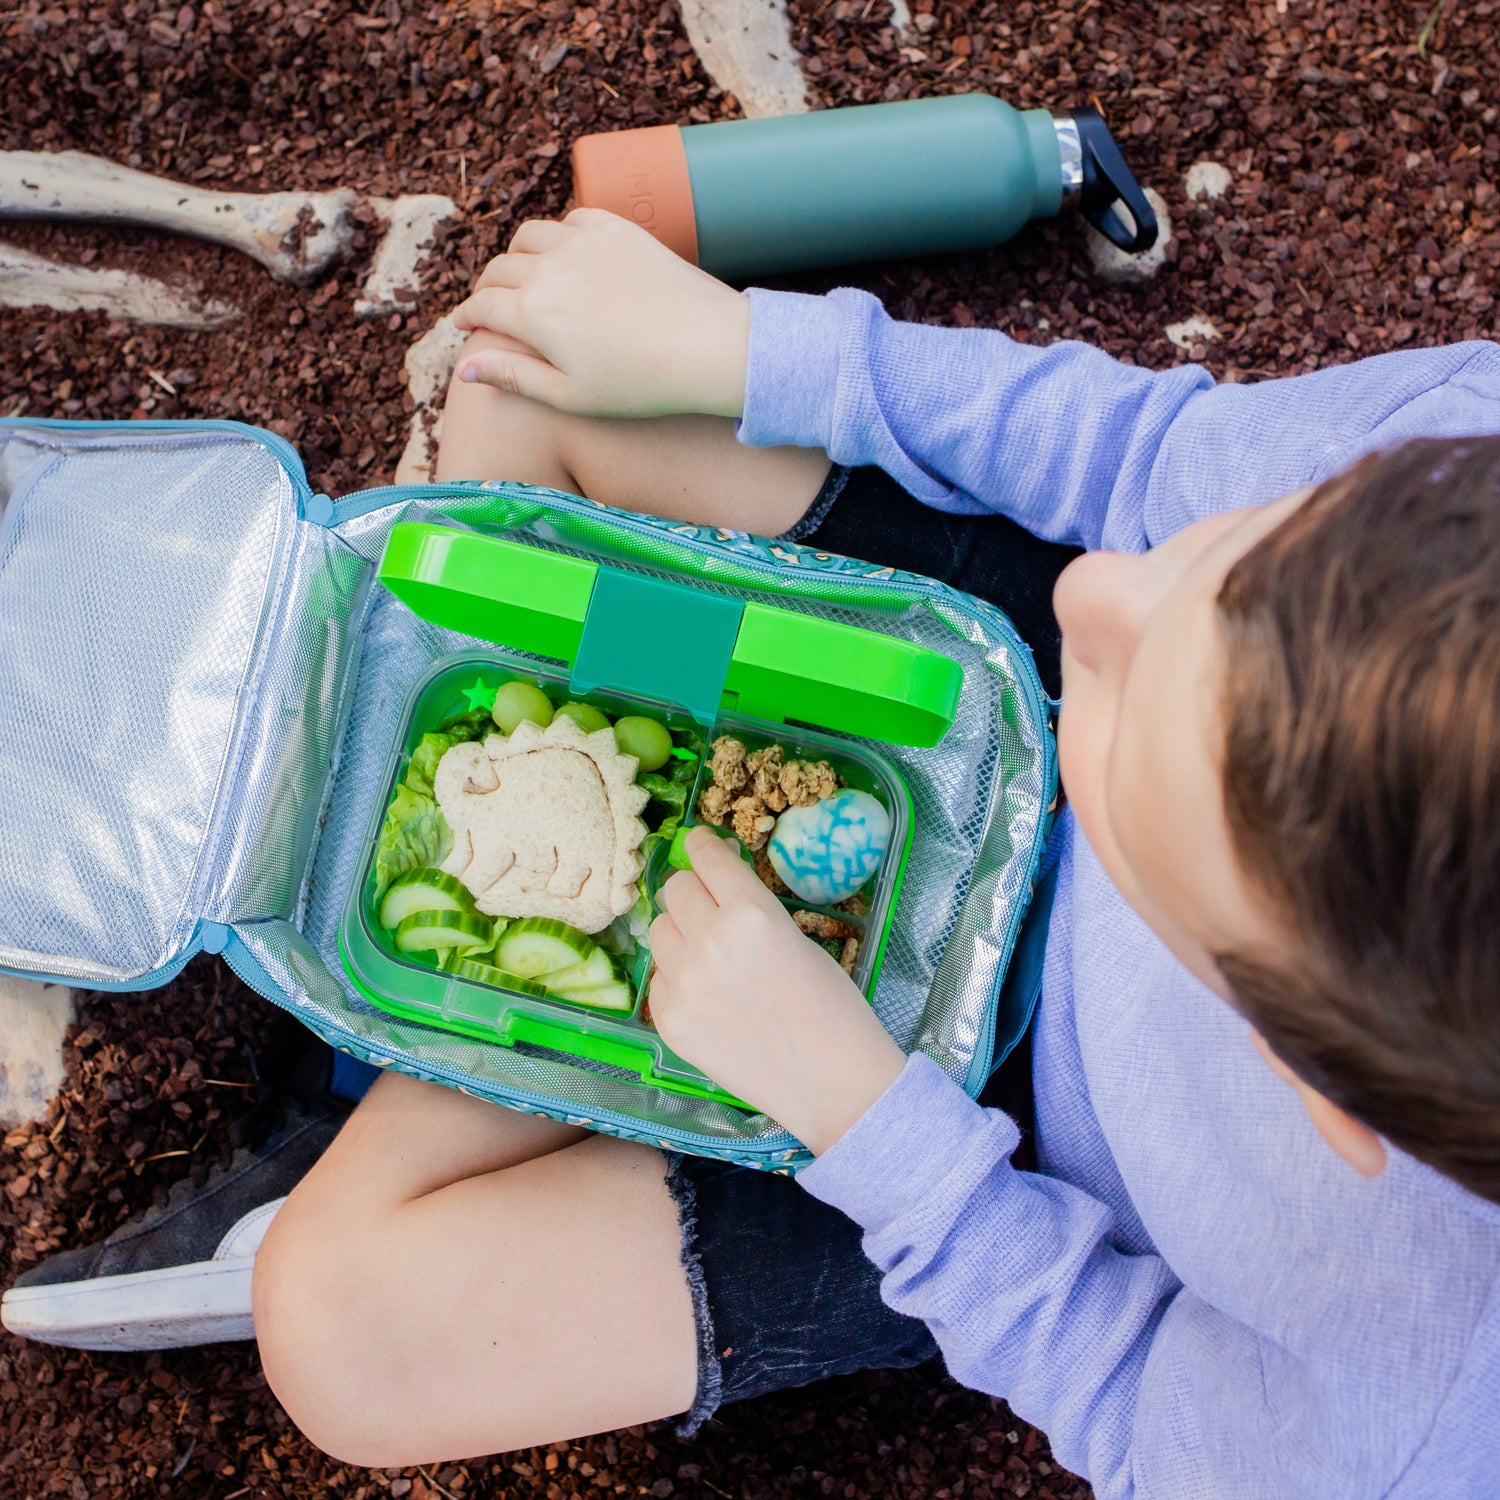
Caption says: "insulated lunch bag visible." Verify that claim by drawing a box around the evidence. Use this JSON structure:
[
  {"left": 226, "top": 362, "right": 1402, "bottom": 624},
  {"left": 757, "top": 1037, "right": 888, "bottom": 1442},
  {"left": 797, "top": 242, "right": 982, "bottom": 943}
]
[{"left": 0, "top": 418, "right": 1056, "bottom": 1171}]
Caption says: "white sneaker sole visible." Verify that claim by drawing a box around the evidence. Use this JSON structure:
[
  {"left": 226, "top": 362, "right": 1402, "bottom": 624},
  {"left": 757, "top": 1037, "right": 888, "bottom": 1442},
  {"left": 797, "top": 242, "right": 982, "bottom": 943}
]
[{"left": 1, "top": 1258, "right": 256, "bottom": 1350}]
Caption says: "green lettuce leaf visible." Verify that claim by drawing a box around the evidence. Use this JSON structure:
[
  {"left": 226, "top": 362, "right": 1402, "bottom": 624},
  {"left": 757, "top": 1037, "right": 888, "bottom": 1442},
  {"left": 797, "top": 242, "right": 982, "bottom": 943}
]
[
  {"left": 373, "top": 782, "right": 453, "bottom": 901},
  {"left": 664, "top": 751, "right": 699, "bottom": 785},
  {"left": 638, "top": 771, "right": 689, "bottom": 873},
  {"left": 405, "top": 731, "right": 458, "bottom": 800},
  {"left": 435, "top": 708, "right": 493, "bottom": 743},
  {"left": 638, "top": 771, "right": 688, "bottom": 820}
]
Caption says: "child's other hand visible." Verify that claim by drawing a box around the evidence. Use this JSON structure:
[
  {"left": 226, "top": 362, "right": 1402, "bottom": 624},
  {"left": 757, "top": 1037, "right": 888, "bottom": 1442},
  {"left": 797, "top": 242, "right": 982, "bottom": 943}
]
[
  {"left": 450, "top": 209, "right": 750, "bottom": 420},
  {"left": 649, "top": 828, "right": 906, "bottom": 1154}
]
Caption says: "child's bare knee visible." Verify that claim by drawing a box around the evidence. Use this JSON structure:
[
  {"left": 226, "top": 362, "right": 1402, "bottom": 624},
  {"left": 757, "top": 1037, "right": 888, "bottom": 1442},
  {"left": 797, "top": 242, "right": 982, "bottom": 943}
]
[
  {"left": 253, "top": 1209, "right": 530, "bottom": 1466},
  {"left": 252, "top": 1208, "right": 397, "bottom": 1466},
  {"left": 251, "top": 1209, "right": 338, "bottom": 1433},
  {"left": 435, "top": 333, "right": 576, "bottom": 490}
]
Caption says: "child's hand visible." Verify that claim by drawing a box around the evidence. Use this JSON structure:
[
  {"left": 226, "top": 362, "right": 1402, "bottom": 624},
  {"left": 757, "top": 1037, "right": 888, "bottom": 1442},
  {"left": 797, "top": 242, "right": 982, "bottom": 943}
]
[
  {"left": 649, "top": 828, "right": 907, "bottom": 1153},
  {"left": 450, "top": 208, "right": 750, "bottom": 420}
]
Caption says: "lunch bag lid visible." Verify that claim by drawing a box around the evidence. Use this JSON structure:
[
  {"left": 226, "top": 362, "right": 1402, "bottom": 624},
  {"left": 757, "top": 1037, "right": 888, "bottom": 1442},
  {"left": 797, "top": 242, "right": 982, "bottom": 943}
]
[{"left": 0, "top": 419, "right": 363, "bottom": 986}]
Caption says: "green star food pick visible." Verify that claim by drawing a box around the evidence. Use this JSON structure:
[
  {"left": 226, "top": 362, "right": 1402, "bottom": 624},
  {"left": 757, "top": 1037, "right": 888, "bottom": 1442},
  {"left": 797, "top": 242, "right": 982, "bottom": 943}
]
[{"left": 460, "top": 676, "right": 498, "bottom": 713}]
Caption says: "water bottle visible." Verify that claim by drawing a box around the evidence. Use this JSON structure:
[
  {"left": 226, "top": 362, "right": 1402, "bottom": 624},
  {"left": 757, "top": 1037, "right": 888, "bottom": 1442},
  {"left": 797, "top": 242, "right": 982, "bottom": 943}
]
[{"left": 570, "top": 95, "right": 1157, "bottom": 280}]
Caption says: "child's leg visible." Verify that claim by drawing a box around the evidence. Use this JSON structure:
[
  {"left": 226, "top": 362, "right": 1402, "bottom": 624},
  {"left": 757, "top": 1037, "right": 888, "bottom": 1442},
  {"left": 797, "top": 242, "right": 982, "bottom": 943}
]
[
  {"left": 435, "top": 329, "right": 831, "bottom": 536},
  {"left": 255, "top": 363, "right": 841, "bottom": 1465},
  {"left": 253, "top": 1070, "right": 697, "bottom": 1465}
]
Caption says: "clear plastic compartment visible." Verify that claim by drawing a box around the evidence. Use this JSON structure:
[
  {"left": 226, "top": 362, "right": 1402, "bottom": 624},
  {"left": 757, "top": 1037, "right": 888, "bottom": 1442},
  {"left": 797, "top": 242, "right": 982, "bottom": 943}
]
[
  {"left": 654, "top": 721, "right": 903, "bottom": 999},
  {"left": 339, "top": 649, "right": 913, "bottom": 1108}
]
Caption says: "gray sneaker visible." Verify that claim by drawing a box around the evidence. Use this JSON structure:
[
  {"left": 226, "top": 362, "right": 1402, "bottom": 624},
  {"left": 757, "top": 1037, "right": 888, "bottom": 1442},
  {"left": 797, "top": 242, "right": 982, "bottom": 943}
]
[{"left": 1, "top": 1096, "right": 346, "bottom": 1351}]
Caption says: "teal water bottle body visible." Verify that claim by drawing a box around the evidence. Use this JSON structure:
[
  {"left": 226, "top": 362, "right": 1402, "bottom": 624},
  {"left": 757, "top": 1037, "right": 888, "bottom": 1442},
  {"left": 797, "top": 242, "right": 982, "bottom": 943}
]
[
  {"left": 680, "top": 95, "right": 1063, "bottom": 280},
  {"left": 569, "top": 96, "right": 1157, "bottom": 278}
]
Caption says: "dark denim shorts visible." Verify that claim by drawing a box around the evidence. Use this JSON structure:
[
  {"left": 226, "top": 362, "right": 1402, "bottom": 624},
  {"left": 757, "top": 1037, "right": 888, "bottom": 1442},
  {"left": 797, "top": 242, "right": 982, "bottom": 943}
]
[{"left": 665, "top": 465, "right": 1076, "bottom": 1434}]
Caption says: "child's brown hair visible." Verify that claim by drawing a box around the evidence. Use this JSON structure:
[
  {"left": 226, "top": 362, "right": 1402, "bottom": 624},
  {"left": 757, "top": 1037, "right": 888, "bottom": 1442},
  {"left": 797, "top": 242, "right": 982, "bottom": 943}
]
[{"left": 1216, "top": 436, "right": 1500, "bottom": 1203}]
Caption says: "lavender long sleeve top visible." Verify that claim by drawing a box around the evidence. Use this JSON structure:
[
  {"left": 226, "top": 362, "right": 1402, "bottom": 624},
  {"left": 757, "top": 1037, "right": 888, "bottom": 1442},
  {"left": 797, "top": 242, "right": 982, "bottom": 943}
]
[{"left": 738, "top": 286, "right": 1500, "bottom": 1499}]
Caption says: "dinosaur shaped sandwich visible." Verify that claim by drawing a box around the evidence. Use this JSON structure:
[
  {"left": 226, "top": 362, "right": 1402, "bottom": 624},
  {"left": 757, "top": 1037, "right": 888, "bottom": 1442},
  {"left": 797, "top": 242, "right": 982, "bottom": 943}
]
[{"left": 433, "top": 714, "right": 650, "bottom": 934}]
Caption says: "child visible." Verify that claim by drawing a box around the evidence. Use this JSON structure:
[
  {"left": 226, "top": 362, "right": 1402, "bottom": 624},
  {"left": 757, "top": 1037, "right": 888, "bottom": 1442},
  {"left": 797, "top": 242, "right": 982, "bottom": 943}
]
[{"left": 251, "top": 210, "right": 1494, "bottom": 1494}]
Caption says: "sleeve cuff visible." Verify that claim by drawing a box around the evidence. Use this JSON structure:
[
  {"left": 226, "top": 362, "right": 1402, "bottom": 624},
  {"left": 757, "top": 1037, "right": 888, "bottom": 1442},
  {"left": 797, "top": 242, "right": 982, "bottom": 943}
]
[
  {"left": 737, "top": 287, "right": 845, "bottom": 451},
  {"left": 798, "top": 1051, "right": 1021, "bottom": 1229}
]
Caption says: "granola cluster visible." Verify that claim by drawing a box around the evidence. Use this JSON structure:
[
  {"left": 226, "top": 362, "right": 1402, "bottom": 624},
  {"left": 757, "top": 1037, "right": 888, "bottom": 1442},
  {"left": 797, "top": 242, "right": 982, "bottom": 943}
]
[
  {"left": 792, "top": 909, "right": 861, "bottom": 975},
  {"left": 696, "top": 736, "right": 842, "bottom": 852}
]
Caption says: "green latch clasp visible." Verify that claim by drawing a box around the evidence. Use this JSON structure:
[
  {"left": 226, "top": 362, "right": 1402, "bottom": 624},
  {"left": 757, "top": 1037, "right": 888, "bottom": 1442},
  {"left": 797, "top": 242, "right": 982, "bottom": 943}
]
[{"left": 572, "top": 567, "right": 743, "bottom": 727}]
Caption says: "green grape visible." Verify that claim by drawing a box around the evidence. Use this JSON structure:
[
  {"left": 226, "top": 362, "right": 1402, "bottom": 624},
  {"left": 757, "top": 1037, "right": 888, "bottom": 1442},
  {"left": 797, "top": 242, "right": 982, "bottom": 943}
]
[
  {"left": 491, "top": 680, "right": 554, "bottom": 734},
  {"left": 554, "top": 701, "right": 611, "bottom": 734},
  {"left": 613, "top": 715, "right": 673, "bottom": 772}
]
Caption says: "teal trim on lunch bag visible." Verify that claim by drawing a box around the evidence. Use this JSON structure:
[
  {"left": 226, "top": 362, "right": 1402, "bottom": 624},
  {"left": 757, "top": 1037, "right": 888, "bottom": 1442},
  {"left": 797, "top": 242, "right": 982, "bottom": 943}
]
[
  {"left": 0, "top": 910, "right": 316, "bottom": 994},
  {"left": 0, "top": 936, "right": 202, "bottom": 994},
  {"left": 0, "top": 416, "right": 318, "bottom": 518}
]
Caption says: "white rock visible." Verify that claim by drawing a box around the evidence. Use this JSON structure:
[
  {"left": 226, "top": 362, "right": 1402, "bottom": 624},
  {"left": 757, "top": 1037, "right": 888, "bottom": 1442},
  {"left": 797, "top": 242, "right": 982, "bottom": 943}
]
[
  {"left": 1184, "top": 160, "right": 1233, "bottom": 201},
  {"left": 356, "top": 193, "right": 459, "bottom": 319},
  {"left": 0, "top": 150, "right": 357, "bottom": 284},
  {"left": 0, "top": 975, "right": 75, "bottom": 1129},
  {"left": 0, "top": 241, "right": 238, "bottom": 328},
  {"left": 394, "top": 312, "right": 470, "bottom": 484},
  {"left": 1165, "top": 315, "right": 1220, "bottom": 351},
  {"left": 888, "top": 0, "right": 914, "bottom": 37},
  {"left": 1086, "top": 187, "right": 1172, "bottom": 285},
  {"left": 677, "top": 0, "right": 810, "bottom": 118}
]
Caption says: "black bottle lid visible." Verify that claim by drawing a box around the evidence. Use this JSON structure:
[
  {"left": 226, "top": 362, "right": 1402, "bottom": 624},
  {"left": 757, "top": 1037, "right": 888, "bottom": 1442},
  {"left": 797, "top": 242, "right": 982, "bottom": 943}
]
[{"left": 1056, "top": 106, "right": 1159, "bottom": 253}]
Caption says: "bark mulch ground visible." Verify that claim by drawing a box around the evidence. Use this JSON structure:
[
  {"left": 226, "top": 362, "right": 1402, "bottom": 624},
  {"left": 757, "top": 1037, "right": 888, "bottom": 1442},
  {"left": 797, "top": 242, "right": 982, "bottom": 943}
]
[{"left": 2, "top": 1, "right": 1498, "bottom": 1496}]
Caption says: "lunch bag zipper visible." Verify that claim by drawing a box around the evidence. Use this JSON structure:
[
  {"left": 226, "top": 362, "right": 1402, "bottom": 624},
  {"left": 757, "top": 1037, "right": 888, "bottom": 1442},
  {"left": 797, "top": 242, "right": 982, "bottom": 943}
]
[{"left": 0, "top": 416, "right": 318, "bottom": 515}]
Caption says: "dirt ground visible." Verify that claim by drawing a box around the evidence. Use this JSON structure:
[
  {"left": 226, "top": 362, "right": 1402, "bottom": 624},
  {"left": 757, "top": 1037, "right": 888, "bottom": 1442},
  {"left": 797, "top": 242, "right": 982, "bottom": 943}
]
[{"left": 2, "top": 1, "right": 1498, "bottom": 1496}]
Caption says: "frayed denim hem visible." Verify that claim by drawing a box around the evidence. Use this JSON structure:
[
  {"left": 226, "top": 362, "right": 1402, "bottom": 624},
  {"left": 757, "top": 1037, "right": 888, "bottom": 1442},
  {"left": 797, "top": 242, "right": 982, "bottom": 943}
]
[
  {"left": 663, "top": 1152, "right": 724, "bottom": 1438},
  {"left": 776, "top": 463, "right": 850, "bottom": 544}
]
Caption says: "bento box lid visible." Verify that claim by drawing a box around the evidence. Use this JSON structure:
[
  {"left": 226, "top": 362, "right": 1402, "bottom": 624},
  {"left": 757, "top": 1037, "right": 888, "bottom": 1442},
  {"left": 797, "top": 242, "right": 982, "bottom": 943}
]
[{"left": 378, "top": 522, "right": 962, "bottom": 747}]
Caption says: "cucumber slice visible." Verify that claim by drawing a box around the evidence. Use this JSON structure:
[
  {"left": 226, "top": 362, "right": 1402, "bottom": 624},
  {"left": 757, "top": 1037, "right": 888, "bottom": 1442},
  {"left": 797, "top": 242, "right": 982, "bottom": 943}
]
[
  {"left": 540, "top": 947, "right": 619, "bottom": 993},
  {"left": 379, "top": 868, "right": 475, "bottom": 930},
  {"left": 496, "top": 918, "right": 597, "bottom": 977},
  {"left": 549, "top": 977, "right": 634, "bottom": 1013},
  {"left": 393, "top": 909, "right": 493, "bottom": 955},
  {"left": 453, "top": 958, "right": 549, "bottom": 997}
]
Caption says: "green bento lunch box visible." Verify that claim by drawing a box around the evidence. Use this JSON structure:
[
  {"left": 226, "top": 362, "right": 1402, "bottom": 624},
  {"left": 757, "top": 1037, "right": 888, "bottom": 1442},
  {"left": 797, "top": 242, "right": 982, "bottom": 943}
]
[{"left": 338, "top": 523, "right": 956, "bottom": 1107}]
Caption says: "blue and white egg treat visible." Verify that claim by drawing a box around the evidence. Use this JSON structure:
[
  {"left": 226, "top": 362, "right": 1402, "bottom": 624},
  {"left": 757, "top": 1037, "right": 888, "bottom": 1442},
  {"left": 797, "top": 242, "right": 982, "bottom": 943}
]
[{"left": 768, "top": 788, "right": 891, "bottom": 906}]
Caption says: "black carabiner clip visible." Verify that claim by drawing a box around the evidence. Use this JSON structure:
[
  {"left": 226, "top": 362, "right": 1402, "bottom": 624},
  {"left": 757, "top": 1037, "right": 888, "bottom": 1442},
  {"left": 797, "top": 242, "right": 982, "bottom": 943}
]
[{"left": 1073, "top": 106, "right": 1158, "bottom": 254}]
